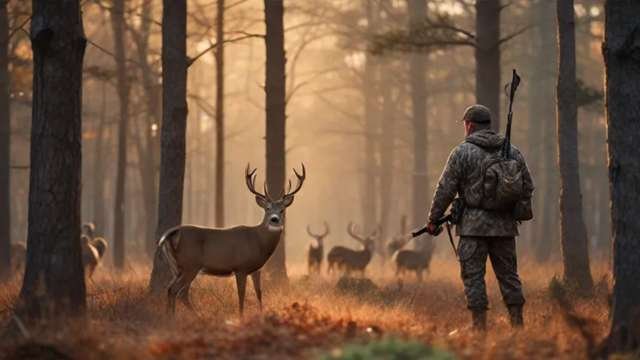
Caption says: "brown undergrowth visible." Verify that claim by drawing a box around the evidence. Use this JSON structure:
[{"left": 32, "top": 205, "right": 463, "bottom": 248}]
[{"left": 0, "top": 258, "right": 611, "bottom": 359}]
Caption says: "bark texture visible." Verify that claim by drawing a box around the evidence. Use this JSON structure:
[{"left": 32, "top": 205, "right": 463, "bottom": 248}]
[
  {"left": 214, "top": 0, "right": 225, "bottom": 228},
  {"left": 131, "top": 0, "right": 160, "bottom": 257},
  {"left": 530, "top": 0, "right": 558, "bottom": 262},
  {"left": 263, "top": 0, "right": 287, "bottom": 282},
  {"left": 475, "top": 0, "right": 501, "bottom": 131},
  {"left": 362, "top": 0, "right": 378, "bottom": 233},
  {"left": 0, "top": 0, "right": 10, "bottom": 281},
  {"left": 111, "top": 0, "right": 130, "bottom": 270},
  {"left": 556, "top": 0, "right": 593, "bottom": 292},
  {"left": 17, "top": 0, "right": 86, "bottom": 320},
  {"left": 603, "top": 0, "right": 640, "bottom": 352},
  {"left": 149, "top": 0, "right": 188, "bottom": 293},
  {"left": 407, "top": 0, "right": 430, "bottom": 250}
]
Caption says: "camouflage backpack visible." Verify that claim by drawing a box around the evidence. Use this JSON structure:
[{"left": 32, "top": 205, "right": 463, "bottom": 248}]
[{"left": 479, "top": 151, "right": 526, "bottom": 211}]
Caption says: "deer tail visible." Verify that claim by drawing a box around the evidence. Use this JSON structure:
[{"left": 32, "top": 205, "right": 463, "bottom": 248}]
[{"left": 158, "top": 227, "right": 181, "bottom": 277}]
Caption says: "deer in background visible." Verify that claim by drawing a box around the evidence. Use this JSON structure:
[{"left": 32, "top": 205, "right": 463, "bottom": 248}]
[
  {"left": 159, "top": 164, "right": 306, "bottom": 315},
  {"left": 386, "top": 215, "right": 410, "bottom": 259},
  {"left": 326, "top": 223, "right": 379, "bottom": 276},
  {"left": 307, "top": 222, "right": 329, "bottom": 274},
  {"left": 394, "top": 236, "right": 434, "bottom": 282},
  {"left": 81, "top": 222, "right": 108, "bottom": 278}
]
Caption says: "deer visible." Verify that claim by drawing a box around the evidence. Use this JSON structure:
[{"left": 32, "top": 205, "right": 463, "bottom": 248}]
[
  {"left": 80, "top": 222, "right": 108, "bottom": 278},
  {"left": 158, "top": 164, "right": 306, "bottom": 316},
  {"left": 81, "top": 235, "right": 108, "bottom": 278},
  {"left": 306, "top": 222, "right": 329, "bottom": 274},
  {"left": 326, "top": 223, "right": 379, "bottom": 276},
  {"left": 386, "top": 215, "right": 410, "bottom": 259},
  {"left": 393, "top": 237, "right": 434, "bottom": 282}
]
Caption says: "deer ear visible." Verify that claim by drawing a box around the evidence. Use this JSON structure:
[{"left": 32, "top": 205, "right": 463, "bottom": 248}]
[
  {"left": 282, "top": 195, "right": 294, "bottom": 207},
  {"left": 255, "top": 196, "right": 268, "bottom": 208}
]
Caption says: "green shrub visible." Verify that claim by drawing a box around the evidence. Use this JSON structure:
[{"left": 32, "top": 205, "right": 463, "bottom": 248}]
[{"left": 320, "top": 338, "right": 456, "bottom": 360}]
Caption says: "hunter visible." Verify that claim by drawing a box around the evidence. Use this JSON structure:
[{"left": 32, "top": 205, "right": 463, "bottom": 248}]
[{"left": 425, "top": 104, "right": 534, "bottom": 330}]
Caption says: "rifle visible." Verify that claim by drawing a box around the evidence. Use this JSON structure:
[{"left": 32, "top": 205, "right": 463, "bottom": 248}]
[
  {"left": 411, "top": 213, "right": 458, "bottom": 258},
  {"left": 502, "top": 69, "right": 521, "bottom": 159}
]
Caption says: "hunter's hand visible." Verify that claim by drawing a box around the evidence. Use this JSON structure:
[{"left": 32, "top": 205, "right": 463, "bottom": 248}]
[{"left": 426, "top": 222, "right": 442, "bottom": 236}]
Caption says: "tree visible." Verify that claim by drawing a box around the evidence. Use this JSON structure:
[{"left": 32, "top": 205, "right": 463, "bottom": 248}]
[
  {"left": 529, "top": 0, "right": 558, "bottom": 262},
  {"left": 362, "top": 0, "right": 379, "bottom": 234},
  {"left": 556, "top": 0, "right": 593, "bottom": 292},
  {"left": 603, "top": 0, "right": 640, "bottom": 352},
  {"left": 214, "top": 0, "right": 225, "bottom": 228},
  {"left": 16, "top": 0, "right": 86, "bottom": 320},
  {"left": 127, "top": 0, "right": 161, "bottom": 258},
  {"left": 407, "top": 0, "right": 429, "bottom": 250},
  {"left": 263, "top": 0, "right": 287, "bottom": 282},
  {"left": 111, "top": 0, "right": 130, "bottom": 270},
  {"left": 149, "top": 0, "right": 188, "bottom": 293},
  {"left": 475, "top": 0, "right": 501, "bottom": 130},
  {"left": 0, "top": 0, "right": 10, "bottom": 281}
]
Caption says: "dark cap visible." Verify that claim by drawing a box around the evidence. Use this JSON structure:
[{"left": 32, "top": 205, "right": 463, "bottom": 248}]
[{"left": 461, "top": 104, "right": 492, "bottom": 124}]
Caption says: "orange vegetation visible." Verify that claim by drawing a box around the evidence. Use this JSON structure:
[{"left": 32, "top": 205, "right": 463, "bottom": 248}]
[{"left": 0, "top": 258, "right": 611, "bottom": 359}]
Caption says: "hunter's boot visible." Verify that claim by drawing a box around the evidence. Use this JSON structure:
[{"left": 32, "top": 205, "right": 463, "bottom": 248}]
[
  {"left": 471, "top": 310, "right": 487, "bottom": 331},
  {"left": 508, "top": 305, "right": 524, "bottom": 328}
]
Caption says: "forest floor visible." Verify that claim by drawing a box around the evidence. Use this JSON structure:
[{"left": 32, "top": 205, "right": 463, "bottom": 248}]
[{"left": 0, "top": 258, "right": 617, "bottom": 359}]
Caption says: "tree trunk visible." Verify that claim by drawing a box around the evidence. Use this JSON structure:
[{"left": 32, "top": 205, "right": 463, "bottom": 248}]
[
  {"left": 0, "top": 0, "right": 10, "bottom": 281},
  {"left": 603, "top": 0, "right": 640, "bottom": 352},
  {"left": 263, "top": 0, "right": 287, "bottom": 282},
  {"left": 556, "top": 0, "right": 593, "bottom": 292},
  {"left": 378, "top": 64, "right": 395, "bottom": 257},
  {"left": 131, "top": 0, "right": 160, "bottom": 258},
  {"left": 214, "top": 0, "right": 225, "bottom": 228},
  {"left": 111, "top": 0, "right": 130, "bottom": 270},
  {"left": 475, "top": 0, "right": 501, "bottom": 131},
  {"left": 17, "top": 0, "right": 86, "bottom": 321},
  {"left": 149, "top": 0, "right": 188, "bottom": 293},
  {"left": 529, "top": 0, "right": 557, "bottom": 262},
  {"left": 407, "top": 0, "right": 429, "bottom": 251},
  {"left": 92, "top": 81, "right": 108, "bottom": 235},
  {"left": 362, "top": 0, "right": 378, "bottom": 233}
]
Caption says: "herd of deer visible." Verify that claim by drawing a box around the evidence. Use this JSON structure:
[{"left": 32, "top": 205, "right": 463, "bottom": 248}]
[
  {"left": 159, "top": 164, "right": 435, "bottom": 316},
  {"left": 8, "top": 164, "right": 433, "bottom": 316},
  {"left": 308, "top": 220, "right": 434, "bottom": 282}
]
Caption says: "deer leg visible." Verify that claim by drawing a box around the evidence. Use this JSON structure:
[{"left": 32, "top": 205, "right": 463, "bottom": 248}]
[
  {"left": 251, "top": 271, "right": 263, "bottom": 311},
  {"left": 166, "top": 273, "right": 183, "bottom": 315},
  {"left": 235, "top": 272, "right": 248, "bottom": 316},
  {"left": 417, "top": 270, "right": 423, "bottom": 283},
  {"left": 177, "top": 269, "right": 199, "bottom": 312}
]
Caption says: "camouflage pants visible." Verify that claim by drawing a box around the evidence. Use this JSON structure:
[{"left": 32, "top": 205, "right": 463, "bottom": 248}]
[{"left": 458, "top": 236, "right": 525, "bottom": 311}]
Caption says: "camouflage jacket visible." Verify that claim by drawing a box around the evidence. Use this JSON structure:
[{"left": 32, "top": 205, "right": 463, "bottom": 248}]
[{"left": 427, "top": 130, "right": 534, "bottom": 237}]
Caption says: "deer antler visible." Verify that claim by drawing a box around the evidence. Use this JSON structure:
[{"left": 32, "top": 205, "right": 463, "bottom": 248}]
[
  {"left": 347, "top": 222, "right": 366, "bottom": 244},
  {"left": 322, "top": 221, "right": 330, "bottom": 237},
  {"left": 283, "top": 163, "right": 306, "bottom": 199},
  {"left": 307, "top": 221, "right": 330, "bottom": 238},
  {"left": 245, "top": 164, "right": 268, "bottom": 200}
]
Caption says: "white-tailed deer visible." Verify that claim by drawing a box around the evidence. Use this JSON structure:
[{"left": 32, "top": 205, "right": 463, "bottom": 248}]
[
  {"left": 306, "top": 222, "right": 329, "bottom": 274},
  {"left": 159, "top": 164, "right": 306, "bottom": 315},
  {"left": 326, "top": 223, "right": 379, "bottom": 276},
  {"left": 394, "top": 238, "right": 433, "bottom": 282}
]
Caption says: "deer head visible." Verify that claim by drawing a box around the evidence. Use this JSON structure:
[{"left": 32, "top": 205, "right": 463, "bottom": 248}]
[
  {"left": 307, "top": 222, "right": 329, "bottom": 246},
  {"left": 245, "top": 163, "right": 306, "bottom": 229},
  {"left": 347, "top": 222, "right": 379, "bottom": 252}
]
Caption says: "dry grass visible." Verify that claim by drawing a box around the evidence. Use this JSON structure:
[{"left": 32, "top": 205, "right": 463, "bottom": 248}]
[{"left": 0, "top": 258, "right": 612, "bottom": 359}]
